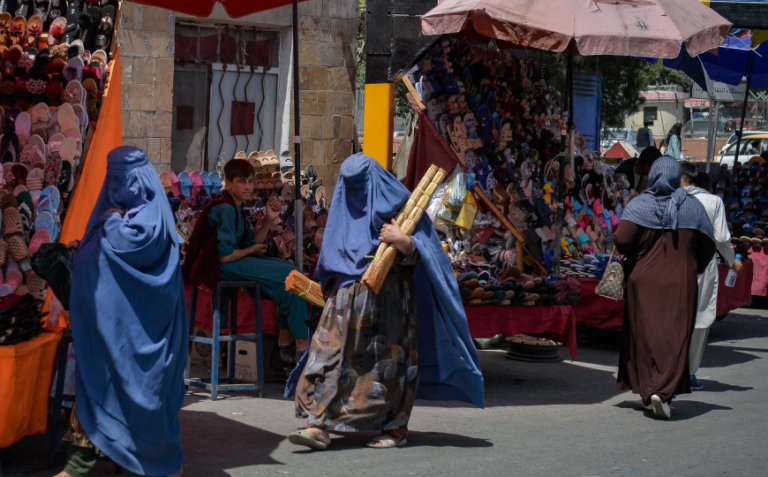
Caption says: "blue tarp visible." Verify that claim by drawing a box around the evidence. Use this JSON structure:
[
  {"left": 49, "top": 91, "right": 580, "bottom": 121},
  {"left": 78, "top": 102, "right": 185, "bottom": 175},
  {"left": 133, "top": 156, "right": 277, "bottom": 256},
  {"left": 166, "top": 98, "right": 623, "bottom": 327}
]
[{"left": 644, "top": 33, "right": 768, "bottom": 90}]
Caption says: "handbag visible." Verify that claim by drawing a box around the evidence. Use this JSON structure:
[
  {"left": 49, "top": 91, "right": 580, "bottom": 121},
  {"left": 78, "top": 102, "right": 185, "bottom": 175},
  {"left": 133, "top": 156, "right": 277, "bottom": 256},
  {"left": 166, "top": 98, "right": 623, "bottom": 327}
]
[
  {"left": 596, "top": 246, "right": 624, "bottom": 300},
  {"left": 30, "top": 243, "right": 78, "bottom": 311}
]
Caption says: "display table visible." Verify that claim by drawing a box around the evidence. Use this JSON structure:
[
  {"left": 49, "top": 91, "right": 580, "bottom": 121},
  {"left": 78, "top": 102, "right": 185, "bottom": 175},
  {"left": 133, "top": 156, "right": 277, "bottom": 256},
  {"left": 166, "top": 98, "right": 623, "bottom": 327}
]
[
  {"left": 187, "top": 286, "right": 577, "bottom": 359},
  {"left": 464, "top": 305, "right": 577, "bottom": 359},
  {"left": 0, "top": 332, "right": 61, "bottom": 448},
  {"left": 572, "top": 260, "right": 754, "bottom": 331}
]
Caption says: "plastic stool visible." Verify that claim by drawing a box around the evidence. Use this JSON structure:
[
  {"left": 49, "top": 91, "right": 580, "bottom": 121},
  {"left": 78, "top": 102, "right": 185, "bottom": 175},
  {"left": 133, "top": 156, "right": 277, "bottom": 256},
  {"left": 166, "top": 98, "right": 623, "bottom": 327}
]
[{"left": 185, "top": 281, "right": 265, "bottom": 400}]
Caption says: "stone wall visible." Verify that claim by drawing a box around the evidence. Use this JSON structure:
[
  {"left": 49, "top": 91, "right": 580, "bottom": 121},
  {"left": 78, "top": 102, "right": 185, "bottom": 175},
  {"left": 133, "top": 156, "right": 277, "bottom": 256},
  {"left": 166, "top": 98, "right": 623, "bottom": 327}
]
[
  {"left": 295, "top": 0, "right": 359, "bottom": 188},
  {"left": 116, "top": 0, "right": 359, "bottom": 191},
  {"left": 118, "top": 3, "right": 175, "bottom": 171}
]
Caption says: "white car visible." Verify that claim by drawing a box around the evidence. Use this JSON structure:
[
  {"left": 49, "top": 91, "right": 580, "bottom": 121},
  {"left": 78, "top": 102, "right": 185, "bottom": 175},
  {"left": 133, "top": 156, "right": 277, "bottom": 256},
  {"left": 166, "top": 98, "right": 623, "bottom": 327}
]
[
  {"left": 718, "top": 131, "right": 768, "bottom": 155},
  {"left": 715, "top": 133, "right": 768, "bottom": 167}
]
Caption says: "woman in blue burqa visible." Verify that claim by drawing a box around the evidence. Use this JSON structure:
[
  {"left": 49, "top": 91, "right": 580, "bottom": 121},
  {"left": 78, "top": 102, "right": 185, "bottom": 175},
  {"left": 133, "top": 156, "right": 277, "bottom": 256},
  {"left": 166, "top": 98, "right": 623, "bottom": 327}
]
[
  {"left": 58, "top": 146, "right": 187, "bottom": 477},
  {"left": 288, "top": 153, "right": 484, "bottom": 450}
]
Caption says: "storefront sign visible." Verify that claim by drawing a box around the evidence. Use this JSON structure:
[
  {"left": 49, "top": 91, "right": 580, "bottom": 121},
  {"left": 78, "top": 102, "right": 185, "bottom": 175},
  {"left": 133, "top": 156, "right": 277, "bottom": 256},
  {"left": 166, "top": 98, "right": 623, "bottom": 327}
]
[{"left": 692, "top": 81, "right": 747, "bottom": 102}]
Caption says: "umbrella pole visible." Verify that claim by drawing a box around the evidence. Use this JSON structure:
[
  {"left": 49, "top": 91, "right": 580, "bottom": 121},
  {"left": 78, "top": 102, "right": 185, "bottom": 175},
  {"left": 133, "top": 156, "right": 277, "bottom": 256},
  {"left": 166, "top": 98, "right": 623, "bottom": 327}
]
[
  {"left": 552, "top": 47, "right": 575, "bottom": 275},
  {"left": 733, "top": 50, "right": 755, "bottom": 168},
  {"left": 292, "top": 0, "right": 303, "bottom": 270},
  {"left": 705, "top": 98, "right": 718, "bottom": 173}
]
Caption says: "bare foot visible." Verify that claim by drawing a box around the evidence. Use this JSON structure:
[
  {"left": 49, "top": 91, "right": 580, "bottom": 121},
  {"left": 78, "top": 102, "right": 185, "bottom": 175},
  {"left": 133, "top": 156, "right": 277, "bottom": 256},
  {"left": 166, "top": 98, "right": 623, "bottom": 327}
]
[{"left": 54, "top": 472, "right": 75, "bottom": 477}]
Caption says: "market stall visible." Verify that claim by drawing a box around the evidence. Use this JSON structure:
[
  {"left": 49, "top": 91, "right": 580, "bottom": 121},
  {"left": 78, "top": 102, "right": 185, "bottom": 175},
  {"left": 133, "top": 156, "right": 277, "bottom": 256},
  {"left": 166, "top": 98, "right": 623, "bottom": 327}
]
[
  {"left": 396, "top": 0, "right": 732, "bottom": 353},
  {"left": 0, "top": 1, "right": 124, "bottom": 448}
]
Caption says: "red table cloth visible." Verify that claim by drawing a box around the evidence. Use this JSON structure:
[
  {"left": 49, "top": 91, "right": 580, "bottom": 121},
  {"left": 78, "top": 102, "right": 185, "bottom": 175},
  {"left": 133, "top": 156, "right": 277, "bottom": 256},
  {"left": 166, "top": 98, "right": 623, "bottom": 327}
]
[
  {"left": 572, "top": 260, "right": 754, "bottom": 331},
  {"left": 186, "top": 286, "right": 280, "bottom": 335},
  {"left": 464, "top": 305, "right": 577, "bottom": 359},
  {"left": 186, "top": 286, "right": 578, "bottom": 359}
]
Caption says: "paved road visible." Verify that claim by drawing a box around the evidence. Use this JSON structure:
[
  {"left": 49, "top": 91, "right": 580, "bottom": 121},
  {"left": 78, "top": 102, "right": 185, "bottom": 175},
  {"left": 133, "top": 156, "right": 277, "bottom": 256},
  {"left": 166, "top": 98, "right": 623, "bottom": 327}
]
[{"left": 3, "top": 309, "right": 768, "bottom": 477}]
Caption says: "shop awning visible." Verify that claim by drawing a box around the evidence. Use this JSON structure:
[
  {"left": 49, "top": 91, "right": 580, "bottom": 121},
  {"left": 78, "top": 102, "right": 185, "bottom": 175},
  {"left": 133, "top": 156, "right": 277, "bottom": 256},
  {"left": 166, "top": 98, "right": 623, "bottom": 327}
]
[{"left": 128, "top": 0, "right": 308, "bottom": 18}]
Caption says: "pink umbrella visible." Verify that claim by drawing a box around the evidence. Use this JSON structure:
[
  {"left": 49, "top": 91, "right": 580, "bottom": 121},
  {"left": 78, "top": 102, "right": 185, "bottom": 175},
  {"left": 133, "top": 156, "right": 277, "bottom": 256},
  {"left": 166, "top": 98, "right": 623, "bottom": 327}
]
[
  {"left": 420, "top": 0, "right": 731, "bottom": 274},
  {"left": 421, "top": 0, "right": 731, "bottom": 58}
]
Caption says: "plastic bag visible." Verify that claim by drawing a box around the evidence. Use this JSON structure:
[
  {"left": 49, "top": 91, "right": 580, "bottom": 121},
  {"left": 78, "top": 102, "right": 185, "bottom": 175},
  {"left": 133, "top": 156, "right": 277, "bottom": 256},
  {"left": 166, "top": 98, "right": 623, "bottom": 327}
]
[
  {"left": 426, "top": 183, "right": 448, "bottom": 223},
  {"left": 455, "top": 189, "right": 478, "bottom": 229},
  {"left": 445, "top": 166, "right": 467, "bottom": 211},
  {"left": 31, "top": 243, "right": 77, "bottom": 311},
  {"left": 437, "top": 166, "right": 467, "bottom": 225}
]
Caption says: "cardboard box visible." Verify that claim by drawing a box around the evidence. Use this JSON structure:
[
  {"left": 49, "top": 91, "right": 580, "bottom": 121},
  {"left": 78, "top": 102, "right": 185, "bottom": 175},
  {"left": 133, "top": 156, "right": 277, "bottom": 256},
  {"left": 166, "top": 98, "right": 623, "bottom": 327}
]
[
  {"left": 234, "top": 335, "right": 282, "bottom": 383},
  {"left": 189, "top": 327, "right": 227, "bottom": 369}
]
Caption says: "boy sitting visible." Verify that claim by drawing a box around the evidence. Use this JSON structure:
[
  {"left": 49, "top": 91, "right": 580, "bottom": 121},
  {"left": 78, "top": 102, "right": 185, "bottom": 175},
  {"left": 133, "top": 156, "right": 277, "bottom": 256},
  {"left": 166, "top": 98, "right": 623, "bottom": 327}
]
[{"left": 183, "top": 159, "right": 309, "bottom": 363}]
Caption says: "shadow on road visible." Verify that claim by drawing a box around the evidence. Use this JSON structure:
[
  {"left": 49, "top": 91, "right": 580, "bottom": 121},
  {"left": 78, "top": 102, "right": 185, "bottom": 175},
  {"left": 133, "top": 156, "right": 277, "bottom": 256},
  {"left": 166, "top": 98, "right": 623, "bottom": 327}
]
[
  {"left": 615, "top": 400, "right": 732, "bottom": 421},
  {"left": 695, "top": 380, "right": 753, "bottom": 393},
  {"left": 290, "top": 431, "right": 493, "bottom": 454},
  {"left": 702, "top": 344, "right": 763, "bottom": 368},
  {"left": 179, "top": 409, "right": 285, "bottom": 474},
  {"left": 709, "top": 312, "right": 768, "bottom": 343}
]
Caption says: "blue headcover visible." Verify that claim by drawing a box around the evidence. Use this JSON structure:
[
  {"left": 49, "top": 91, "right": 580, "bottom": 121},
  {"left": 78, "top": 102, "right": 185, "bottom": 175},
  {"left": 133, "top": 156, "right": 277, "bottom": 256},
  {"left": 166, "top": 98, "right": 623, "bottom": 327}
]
[
  {"left": 621, "top": 155, "right": 714, "bottom": 241},
  {"left": 70, "top": 146, "right": 188, "bottom": 475},
  {"left": 316, "top": 153, "right": 484, "bottom": 408}
]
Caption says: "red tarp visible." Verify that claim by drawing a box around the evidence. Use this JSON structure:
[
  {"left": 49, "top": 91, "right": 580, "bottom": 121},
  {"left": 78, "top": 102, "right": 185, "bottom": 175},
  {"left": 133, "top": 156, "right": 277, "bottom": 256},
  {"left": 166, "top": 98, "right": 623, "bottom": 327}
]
[
  {"left": 572, "top": 260, "right": 754, "bottom": 331},
  {"left": 130, "top": 0, "right": 308, "bottom": 18},
  {"left": 405, "top": 113, "right": 461, "bottom": 191},
  {"left": 465, "top": 305, "right": 578, "bottom": 359}
]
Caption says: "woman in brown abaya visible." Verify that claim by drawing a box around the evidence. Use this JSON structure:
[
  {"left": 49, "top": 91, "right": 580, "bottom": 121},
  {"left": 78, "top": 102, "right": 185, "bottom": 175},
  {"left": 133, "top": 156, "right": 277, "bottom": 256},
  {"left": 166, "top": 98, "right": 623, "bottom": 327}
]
[{"left": 614, "top": 156, "right": 716, "bottom": 419}]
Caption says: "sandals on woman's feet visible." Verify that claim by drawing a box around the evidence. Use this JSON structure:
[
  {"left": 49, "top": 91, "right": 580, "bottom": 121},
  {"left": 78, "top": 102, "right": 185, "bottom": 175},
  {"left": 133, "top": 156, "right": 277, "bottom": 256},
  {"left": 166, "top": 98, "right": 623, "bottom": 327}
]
[
  {"left": 288, "top": 430, "right": 329, "bottom": 451},
  {"left": 366, "top": 435, "right": 407, "bottom": 449}
]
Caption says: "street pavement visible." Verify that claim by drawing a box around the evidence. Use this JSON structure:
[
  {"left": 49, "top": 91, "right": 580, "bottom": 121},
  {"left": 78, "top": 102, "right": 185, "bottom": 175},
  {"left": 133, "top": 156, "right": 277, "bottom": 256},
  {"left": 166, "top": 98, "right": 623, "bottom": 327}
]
[{"left": 3, "top": 308, "right": 768, "bottom": 477}]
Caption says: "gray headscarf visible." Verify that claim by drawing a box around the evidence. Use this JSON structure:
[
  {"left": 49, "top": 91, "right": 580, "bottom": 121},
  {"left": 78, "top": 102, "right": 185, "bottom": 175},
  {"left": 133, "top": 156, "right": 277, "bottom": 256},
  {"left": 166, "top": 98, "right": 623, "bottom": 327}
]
[{"left": 621, "top": 156, "right": 714, "bottom": 241}]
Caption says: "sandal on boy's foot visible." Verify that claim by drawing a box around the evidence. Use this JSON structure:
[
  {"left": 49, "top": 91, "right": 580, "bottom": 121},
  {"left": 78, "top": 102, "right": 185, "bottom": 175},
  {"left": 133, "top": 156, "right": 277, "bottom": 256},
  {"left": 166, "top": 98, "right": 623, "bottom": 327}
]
[
  {"left": 288, "top": 430, "right": 329, "bottom": 451},
  {"left": 366, "top": 435, "right": 407, "bottom": 449}
]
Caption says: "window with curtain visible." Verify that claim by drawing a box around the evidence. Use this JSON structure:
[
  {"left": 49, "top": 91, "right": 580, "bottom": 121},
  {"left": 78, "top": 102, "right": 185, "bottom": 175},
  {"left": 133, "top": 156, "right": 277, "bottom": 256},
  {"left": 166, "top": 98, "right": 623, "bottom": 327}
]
[{"left": 171, "top": 23, "right": 281, "bottom": 172}]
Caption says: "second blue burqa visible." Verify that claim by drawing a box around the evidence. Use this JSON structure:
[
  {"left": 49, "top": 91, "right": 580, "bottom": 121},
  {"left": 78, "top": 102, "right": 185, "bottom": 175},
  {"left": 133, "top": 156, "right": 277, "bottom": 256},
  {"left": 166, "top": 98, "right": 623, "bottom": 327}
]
[
  {"left": 69, "top": 146, "right": 188, "bottom": 475},
  {"left": 316, "top": 153, "right": 484, "bottom": 408}
]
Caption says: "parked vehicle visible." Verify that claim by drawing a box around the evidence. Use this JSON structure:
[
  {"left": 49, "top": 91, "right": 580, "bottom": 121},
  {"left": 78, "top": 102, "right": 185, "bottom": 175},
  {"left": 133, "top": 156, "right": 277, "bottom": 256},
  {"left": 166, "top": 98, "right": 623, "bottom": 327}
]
[
  {"left": 601, "top": 128, "right": 637, "bottom": 154},
  {"left": 683, "top": 118, "right": 729, "bottom": 139},
  {"left": 718, "top": 131, "right": 768, "bottom": 154},
  {"left": 715, "top": 133, "right": 768, "bottom": 167}
]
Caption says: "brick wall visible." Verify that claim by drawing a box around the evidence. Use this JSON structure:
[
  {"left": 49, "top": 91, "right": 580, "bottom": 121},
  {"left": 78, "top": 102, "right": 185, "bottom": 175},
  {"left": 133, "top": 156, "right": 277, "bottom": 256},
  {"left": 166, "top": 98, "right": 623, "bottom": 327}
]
[
  {"left": 117, "top": 0, "right": 359, "bottom": 191},
  {"left": 118, "top": 3, "right": 175, "bottom": 171}
]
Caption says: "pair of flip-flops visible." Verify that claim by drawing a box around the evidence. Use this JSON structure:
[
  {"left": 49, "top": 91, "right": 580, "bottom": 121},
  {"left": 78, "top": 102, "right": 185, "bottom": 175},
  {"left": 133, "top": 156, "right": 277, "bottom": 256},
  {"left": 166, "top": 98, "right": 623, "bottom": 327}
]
[{"left": 35, "top": 186, "right": 61, "bottom": 242}]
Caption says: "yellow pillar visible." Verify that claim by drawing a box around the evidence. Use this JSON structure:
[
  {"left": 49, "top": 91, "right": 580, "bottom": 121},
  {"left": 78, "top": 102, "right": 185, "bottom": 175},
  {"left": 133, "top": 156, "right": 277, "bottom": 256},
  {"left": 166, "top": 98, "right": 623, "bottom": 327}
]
[{"left": 363, "top": 83, "right": 395, "bottom": 170}]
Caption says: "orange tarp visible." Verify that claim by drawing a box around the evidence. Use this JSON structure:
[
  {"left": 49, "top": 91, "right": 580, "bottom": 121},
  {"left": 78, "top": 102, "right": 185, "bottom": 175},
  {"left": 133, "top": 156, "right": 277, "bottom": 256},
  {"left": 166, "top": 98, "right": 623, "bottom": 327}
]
[{"left": 0, "top": 332, "right": 61, "bottom": 447}]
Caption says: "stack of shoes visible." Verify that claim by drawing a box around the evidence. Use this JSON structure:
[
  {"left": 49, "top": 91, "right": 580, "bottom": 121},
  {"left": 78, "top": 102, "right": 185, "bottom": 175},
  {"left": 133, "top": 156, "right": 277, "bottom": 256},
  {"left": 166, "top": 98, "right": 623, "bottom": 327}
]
[
  {"left": 559, "top": 253, "right": 609, "bottom": 279},
  {"left": 457, "top": 267, "right": 550, "bottom": 306},
  {"left": 0, "top": 1, "right": 118, "bottom": 333},
  {"left": 543, "top": 275, "right": 582, "bottom": 305},
  {"left": 0, "top": 293, "right": 46, "bottom": 345},
  {"left": 164, "top": 152, "right": 329, "bottom": 279}
]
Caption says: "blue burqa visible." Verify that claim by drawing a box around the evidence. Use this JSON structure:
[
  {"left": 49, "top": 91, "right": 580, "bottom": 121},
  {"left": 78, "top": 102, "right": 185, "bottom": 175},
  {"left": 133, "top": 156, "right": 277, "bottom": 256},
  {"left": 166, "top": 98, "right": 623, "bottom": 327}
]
[
  {"left": 315, "top": 153, "right": 484, "bottom": 408},
  {"left": 70, "top": 146, "right": 188, "bottom": 475}
]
